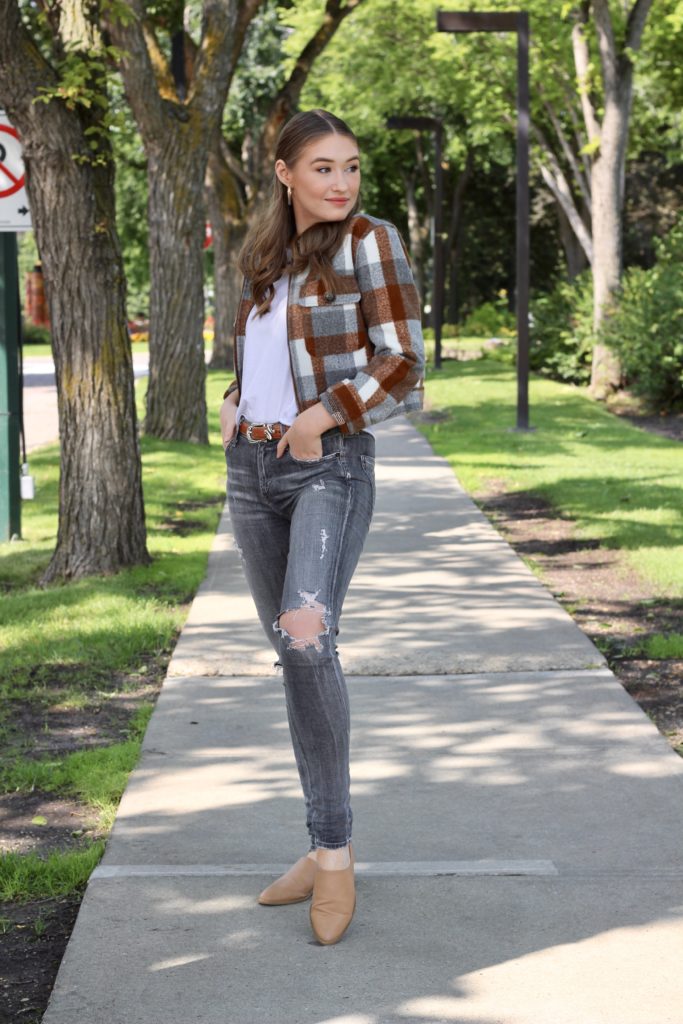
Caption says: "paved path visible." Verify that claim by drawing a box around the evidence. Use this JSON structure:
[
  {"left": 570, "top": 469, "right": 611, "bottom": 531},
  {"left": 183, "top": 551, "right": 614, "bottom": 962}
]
[
  {"left": 21, "top": 353, "right": 152, "bottom": 452},
  {"left": 42, "top": 417, "right": 683, "bottom": 1024}
]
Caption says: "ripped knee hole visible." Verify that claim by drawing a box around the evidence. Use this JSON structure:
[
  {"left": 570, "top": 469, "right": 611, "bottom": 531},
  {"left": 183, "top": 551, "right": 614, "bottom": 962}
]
[{"left": 274, "top": 591, "right": 331, "bottom": 652}]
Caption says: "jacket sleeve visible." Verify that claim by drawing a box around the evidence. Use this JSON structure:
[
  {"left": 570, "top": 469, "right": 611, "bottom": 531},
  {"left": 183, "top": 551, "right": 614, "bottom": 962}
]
[{"left": 318, "top": 222, "right": 425, "bottom": 432}]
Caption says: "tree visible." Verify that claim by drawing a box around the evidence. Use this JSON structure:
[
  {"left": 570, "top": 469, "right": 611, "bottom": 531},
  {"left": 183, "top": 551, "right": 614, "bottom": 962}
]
[
  {"left": 0, "top": 0, "right": 150, "bottom": 583},
  {"left": 567, "top": 0, "right": 654, "bottom": 396},
  {"left": 205, "top": 0, "right": 367, "bottom": 368},
  {"left": 103, "top": 0, "right": 262, "bottom": 442}
]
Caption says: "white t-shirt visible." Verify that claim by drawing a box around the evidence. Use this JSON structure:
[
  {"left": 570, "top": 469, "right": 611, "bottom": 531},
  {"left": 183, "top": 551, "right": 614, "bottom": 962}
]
[
  {"left": 235, "top": 271, "right": 374, "bottom": 437},
  {"left": 235, "top": 274, "right": 298, "bottom": 427}
]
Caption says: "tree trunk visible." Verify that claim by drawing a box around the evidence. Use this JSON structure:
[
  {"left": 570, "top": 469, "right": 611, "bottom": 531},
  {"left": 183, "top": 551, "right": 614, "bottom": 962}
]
[
  {"left": 557, "top": 203, "right": 589, "bottom": 279},
  {"left": 144, "top": 126, "right": 209, "bottom": 441},
  {"left": 0, "top": 1, "right": 150, "bottom": 582},
  {"left": 444, "top": 151, "right": 472, "bottom": 325},
  {"left": 207, "top": 216, "right": 244, "bottom": 371},
  {"left": 577, "top": 0, "right": 655, "bottom": 397},
  {"left": 401, "top": 171, "right": 426, "bottom": 303},
  {"left": 588, "top": 102, "right": 628, "bottom": 395},
  {"left": 205, "top": 138, "right": 246, "bottom": 371},
  {"left": 105, "top": 0, "right": 256, "bottom": 442}
]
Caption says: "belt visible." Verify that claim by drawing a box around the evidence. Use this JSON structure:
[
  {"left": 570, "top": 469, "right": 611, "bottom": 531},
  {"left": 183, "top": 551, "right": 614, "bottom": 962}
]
[{"left": 238, "top": 419, "right": 288, "bottom": 442}]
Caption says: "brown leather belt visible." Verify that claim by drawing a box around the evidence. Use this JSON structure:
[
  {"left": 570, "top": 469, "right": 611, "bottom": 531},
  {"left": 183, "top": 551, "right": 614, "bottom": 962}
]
[{"left": 238, "top": 419, "right": 288, "bottom": 442}]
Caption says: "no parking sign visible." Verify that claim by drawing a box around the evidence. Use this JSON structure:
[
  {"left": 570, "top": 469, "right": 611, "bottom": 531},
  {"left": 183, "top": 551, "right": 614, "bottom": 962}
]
[{"left": 0, "top": 110, "right": 32, "bottom": 231}]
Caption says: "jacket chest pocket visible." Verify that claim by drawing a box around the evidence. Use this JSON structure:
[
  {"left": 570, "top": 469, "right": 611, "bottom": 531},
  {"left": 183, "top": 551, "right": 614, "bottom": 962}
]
[{"left": 298, "top": 292, "right": 365, "bottom": 357}]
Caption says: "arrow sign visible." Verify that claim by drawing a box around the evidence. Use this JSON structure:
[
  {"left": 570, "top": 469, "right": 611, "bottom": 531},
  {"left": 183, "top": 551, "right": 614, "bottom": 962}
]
[{"left": 0, "top": 111, "right": 32, "bottom": 231}]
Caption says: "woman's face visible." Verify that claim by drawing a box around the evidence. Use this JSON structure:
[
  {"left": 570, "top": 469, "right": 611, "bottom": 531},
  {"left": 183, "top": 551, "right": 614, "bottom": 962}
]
[{"left": 276, "top": 132, "right": 361, "bottom": 235}]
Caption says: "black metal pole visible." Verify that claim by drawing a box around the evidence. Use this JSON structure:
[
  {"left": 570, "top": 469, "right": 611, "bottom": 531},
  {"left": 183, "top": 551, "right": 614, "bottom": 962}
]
[
  {"left": 437, "top": 9, "right": 532, "bottom": 429},
  {"left": 0, "top": 231, "right": 21, "bottom": 541},
  {"left": 515, "top": 11, "right": 530, "bottom": 429},
  {"left": 433, "top": 121, "right": 444, "bottom": 370}
]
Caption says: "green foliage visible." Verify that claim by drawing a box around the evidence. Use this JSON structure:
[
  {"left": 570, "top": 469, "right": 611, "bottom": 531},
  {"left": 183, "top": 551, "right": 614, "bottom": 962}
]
[
  {"left": 0, "top": 844, "right": 106, "bottom": 902},
  {"left": 33, "top": 42, "right": 128, "bottom": 168},
  {"left": 460, "top": 292, "right": 516, "bottom": 338},
  {"left": 529, "top": 271, "right": 595, "bottom": 385},
  {"left": 643, "top": 633, "right": 683, "bottom": 659},
  {"left": 109, "top": 75, "right": 150, "bottom": 316},
  {"left": 422, "top": 323, "right": 459, "bottom": 341},
  {"left": 21, "top": 321, "right": 51, "bottom": 346},
  {"left": 222, "top": 1, "right": 288, "bottom": 143},
  {"left": 600, "top": 219, "right": 683, "bottom": 410}
]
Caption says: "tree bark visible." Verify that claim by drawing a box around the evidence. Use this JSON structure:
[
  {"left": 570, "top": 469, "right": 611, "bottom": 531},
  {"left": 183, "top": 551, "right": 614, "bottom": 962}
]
[
  {"left": 400, "top": 170, "right": 426, "bottom": 303},
  {"left": 205, "top": 136, "right": 244, "bottom": 370},
  {"left": 0, "top": 0, "right": 150, "bottom": 583},
  {"left": 573, "top": 0, "right": 654, "bottom": 397},
  {"left": 557, "top": 203, "right": 589, "bottom": 280},
  {"left": 104, "top": 0, "right": 260, "bottom": 442},
  {"left": 444, "top": 150, "right": 473, "bottom": 324}
]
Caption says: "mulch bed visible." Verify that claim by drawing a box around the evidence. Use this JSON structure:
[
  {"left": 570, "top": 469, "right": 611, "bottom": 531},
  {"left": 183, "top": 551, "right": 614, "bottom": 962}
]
[
  {"left": 0, "top": 666, "right": 168, "bottom": 1024},
  {"left": 1, "top": 404, "right": 681, "bottom": 1022}
]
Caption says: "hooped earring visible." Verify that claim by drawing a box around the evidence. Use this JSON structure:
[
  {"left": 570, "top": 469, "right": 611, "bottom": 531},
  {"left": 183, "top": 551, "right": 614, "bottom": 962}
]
[{"left": 287, "top": 185, "right": 292, "bottom": 206}]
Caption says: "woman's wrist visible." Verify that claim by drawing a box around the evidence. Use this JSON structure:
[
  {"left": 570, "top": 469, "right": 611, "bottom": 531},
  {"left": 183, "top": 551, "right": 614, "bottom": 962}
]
[{"left": 301, "top": 402, "right": 337, "bottom": 433}]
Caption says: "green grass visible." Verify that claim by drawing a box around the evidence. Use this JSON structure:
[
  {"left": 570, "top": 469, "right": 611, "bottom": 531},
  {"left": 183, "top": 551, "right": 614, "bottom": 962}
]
[
  {"left": 0, "top": 705, "right": 153, "bottom": 832},
  {"left": 0, "top": 844, "right": 107, "bottom": 902},
  {"left": 0, "top": 370, "right": 231, "bottom": 704},
  {"left": 643, "top": 634, "right": 683, "bottom": 659},
  {"left": 0, "top": 369, "right": 233, "bottom": 898},
  {"left": 22, "top": 341, "right": 214, "bottom": 359},
  {"left": 417, "top": 361, "right": 683, "bottom": 596}
]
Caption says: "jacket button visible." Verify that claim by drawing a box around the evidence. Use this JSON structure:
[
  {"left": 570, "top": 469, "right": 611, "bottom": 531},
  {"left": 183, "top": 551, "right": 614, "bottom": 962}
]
[{"left": 323, "top": 291, "right": 335, "bottom": 302}]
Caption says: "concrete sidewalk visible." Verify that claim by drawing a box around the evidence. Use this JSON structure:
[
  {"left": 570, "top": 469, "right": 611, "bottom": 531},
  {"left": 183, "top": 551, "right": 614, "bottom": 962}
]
[{"left": 42, "top": 417, "right": 683, "bottom": 1024}]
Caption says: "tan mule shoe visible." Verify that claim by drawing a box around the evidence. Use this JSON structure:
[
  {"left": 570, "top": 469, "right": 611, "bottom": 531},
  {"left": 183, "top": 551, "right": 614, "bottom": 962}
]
[
  {"left": 258, "top": 855, "right": 318, "bottom": 906},
  {"left": 309, "top": 847, "right": 356, "bottom": 945}
]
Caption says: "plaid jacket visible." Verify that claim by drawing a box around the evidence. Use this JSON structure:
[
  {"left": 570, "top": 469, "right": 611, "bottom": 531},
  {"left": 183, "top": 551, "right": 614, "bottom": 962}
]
[{"left": 222, "top": 213, "right": 425, "bottom": 434}]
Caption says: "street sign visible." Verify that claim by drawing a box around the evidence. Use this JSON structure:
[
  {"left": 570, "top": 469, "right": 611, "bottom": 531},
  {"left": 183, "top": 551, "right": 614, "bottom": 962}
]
[{"left": 0, "top": 111, "right": 32, "bottom": 231}]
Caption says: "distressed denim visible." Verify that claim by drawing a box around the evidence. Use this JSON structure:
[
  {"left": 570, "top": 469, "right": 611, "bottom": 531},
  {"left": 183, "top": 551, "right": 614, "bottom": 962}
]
[{"left": 224, "top": 422, "right": 375, "bottom": 850}]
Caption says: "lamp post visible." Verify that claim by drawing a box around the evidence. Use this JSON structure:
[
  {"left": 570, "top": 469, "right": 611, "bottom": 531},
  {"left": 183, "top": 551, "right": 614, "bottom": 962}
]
[
  {"left": 386, "top": 115, "right": 445, "bottom": 370},
  {"left": 437, "top": 10, "right": 532, "bottom": 430}
]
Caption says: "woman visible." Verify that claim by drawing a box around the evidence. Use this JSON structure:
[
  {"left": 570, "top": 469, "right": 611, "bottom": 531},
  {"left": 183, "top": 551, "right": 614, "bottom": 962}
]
[{"left": 219, "top": 109, "right": 424, "bottom": 945}]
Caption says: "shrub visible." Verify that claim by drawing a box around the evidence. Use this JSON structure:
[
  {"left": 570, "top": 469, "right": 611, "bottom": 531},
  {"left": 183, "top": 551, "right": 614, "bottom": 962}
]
[
  {"left": 460, "top": 291, "right": 516, "bottom": 337},
  {"left": 529, "top": 270, "right": 594, "bottom": 385},
  {"left": 600, "top": 219, "right": 683, "bottom": 410},
  {"left": 423, "top": 323, "right": 459, "bottom": 341},
  {"left": 21, "top": 321, "right": 51, "bottom": 346}
]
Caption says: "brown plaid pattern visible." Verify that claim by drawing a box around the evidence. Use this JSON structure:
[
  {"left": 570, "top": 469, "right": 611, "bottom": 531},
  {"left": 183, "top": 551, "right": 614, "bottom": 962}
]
[{"left": 223, "top": 213, "right": 425, "bottom": 434}]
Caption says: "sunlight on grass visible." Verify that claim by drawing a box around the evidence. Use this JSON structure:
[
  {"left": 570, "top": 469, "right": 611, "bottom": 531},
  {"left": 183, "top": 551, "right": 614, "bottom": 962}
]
[
  {"left": 418, "top": 361, "right": 683, "bottom": 596},
  {"left": 644, "top": 634, "right": 683, "bottom": 659},
  {"left": 0, "top": 370, "right": 232, "bottom": 705},
  {"left": 0, "top": 844, "right": 106, "bottom": 902}
]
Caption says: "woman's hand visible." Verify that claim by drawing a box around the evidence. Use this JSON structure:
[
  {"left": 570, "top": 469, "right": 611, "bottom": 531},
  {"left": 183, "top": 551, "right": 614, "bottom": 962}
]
[
  {"left": 220, "top": 392, "right": 239, "bottom": 450},
  {"left": 277, "top": 403, "right": 337, "bottom": 460}
]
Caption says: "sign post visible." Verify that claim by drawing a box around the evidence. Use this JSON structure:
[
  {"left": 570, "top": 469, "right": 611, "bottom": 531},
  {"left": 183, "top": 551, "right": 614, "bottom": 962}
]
[
  {"left": 0, "top": 109, "right": 32, "bottom": 542},
  {"left": 0, "top": 232, "right": 20, "bottom": 540}
]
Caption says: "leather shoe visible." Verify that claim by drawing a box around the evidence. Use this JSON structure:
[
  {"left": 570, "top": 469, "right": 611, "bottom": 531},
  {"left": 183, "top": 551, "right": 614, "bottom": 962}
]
[
  {"left": 258, "top": 855, "right": 317, "bottom": 906},
  {"left": 309, "top": 851, "right": 356, "bottom": 945}
]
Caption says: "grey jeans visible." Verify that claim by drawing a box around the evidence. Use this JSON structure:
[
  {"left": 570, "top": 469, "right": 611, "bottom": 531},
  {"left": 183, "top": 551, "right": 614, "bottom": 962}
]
[{"left": 224, "top": 422, "right": 376, "bottom": 850}]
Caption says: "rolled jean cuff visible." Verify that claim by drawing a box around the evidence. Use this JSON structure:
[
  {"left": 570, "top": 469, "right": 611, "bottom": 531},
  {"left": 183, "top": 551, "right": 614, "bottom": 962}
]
[{"left": 313, "top": 838, "right": 352, "bottom": 851}]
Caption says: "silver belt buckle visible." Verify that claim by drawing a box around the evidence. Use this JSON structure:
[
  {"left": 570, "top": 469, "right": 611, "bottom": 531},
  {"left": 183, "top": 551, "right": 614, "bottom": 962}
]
[{"left": 245, "top": 421, "right": 274, "bottom": 442}]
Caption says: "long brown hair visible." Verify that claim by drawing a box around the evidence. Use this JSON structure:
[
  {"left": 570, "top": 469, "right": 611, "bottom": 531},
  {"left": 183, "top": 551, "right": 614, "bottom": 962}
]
[{"left": 238, "top": 109, "right": 362, "bottom": 315}]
